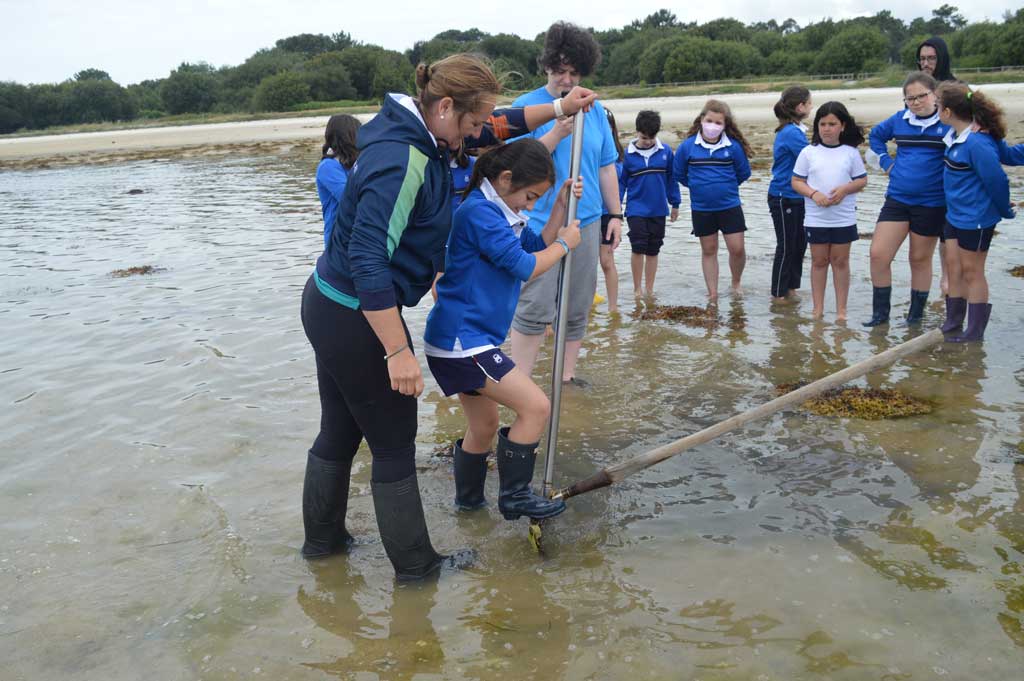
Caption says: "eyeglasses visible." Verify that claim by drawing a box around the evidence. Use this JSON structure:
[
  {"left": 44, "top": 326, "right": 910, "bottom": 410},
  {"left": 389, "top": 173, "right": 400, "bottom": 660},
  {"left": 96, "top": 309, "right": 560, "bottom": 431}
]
[
  {"left": 904, "top": 93, "right": 932, "bottom": 104},
  {"left": 919, "top": 56, "right": 938, "bottom": 63}
]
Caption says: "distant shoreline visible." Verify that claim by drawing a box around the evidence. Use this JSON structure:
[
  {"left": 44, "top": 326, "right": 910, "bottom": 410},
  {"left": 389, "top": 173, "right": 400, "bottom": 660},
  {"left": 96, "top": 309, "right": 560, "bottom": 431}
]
[{"left": 3, "top": 83, "right": 1023, "bottom": 170}]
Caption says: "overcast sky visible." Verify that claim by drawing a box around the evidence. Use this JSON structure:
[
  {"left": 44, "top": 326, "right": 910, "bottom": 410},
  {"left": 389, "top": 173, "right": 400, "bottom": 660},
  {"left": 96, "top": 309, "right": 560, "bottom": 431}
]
[{"left": 1, "top": 0, "right": 1015, "bottom": 85}]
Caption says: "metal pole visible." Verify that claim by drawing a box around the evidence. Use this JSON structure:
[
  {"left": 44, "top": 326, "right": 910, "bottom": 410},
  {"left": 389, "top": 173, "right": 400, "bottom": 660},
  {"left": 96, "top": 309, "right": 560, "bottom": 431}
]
[{"left": 541, "top": 109, "right": 586, "bottom": 497}]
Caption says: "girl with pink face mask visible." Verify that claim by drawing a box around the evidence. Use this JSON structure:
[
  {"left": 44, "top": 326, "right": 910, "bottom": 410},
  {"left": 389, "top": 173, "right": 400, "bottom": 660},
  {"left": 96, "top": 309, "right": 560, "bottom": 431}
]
[{"left": 672, "top": 99, "right": 753, "bottom": 302}]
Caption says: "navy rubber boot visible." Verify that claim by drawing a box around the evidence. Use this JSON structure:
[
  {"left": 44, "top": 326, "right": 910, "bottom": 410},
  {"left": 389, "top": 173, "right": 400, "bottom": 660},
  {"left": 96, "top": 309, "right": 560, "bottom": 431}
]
[
  {"left": 905, "top": 289, "right": 929, "bottom": 325},
  {"left": 453, "top": 439, "right": 488, "bottom": 510},
  {"left": 496, "top": 428, "right": 566, "bottom": 521},
  {"left": 946, "top": 303, "right": 991, "bottom": 343},
  {"left": 301, "top": 451, "right": 355, "bottom": 559},
  {"left": 862, "top": 286, "right": 892, "bottom": 327},
  {"left": 371, "top": 473, "right": 474, "bottom": 581},
  {"left": 940, "top": 296, "right": 967, "bottom": 334}
]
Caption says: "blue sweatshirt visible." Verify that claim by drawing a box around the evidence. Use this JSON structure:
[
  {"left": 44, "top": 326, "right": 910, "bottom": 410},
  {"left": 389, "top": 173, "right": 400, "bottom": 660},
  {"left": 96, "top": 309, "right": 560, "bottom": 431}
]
[
  {"left": 998, "top": 139, "right": 1024, "bottom": 165},
  {"left": 316, "top": 158, "right": 350, "bottom": 247},
  {"left": 620, "top": 140, "right": 681, "bottom": 217},
  {"left": 768, "top": 123, "right": 808, "bottom": 199},
  {"left": 512, "top": 88, "right": 618, "bottom": 232},
  {"left": 673, "top": 133, "right": 752, "bottom": 212},
  {"left": 424, "top": 181, "right": 548, "bottom": 352},
  {"left": 869, "top": 109, "right": 950, "bottom": 207},
  {"left": 450, "top": 155, "right": 476, "bottom": 214},
  {"left": 943, "top": 129, "right": 1014, "bottom": 230}
]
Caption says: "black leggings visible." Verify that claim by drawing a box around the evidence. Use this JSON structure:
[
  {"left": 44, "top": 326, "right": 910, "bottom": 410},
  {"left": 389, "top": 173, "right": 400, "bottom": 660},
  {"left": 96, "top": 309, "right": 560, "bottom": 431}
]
[
  {"left": 300, "top": 275, "right": 417, "bottom": 483},
  {"left": 768, "top": 196, "right": 807, "bottom": 298}
]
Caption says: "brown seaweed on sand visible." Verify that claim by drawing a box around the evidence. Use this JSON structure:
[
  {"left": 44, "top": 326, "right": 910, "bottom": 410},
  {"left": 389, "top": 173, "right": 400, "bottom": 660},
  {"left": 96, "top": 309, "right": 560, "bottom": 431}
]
[
  {"left": 775, "top": 383, "right": 932, "bottom": 419},
  {"left": 636, "top": 304, "right": 719, "bottom": 329},
  {"left": 1009, "top": 265, "right": 1024, "bottom": 278},
  {"left": 110, "top": 265, "right": 163, "bottom": 277}
]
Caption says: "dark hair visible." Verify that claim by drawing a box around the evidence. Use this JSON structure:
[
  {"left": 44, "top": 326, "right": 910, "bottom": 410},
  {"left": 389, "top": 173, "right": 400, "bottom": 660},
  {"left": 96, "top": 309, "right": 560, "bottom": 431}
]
[
  {"left": 903, "top": 71, "right": 937, "bottom": 94},
  {"left": 635, "top": 110, "right": 661, "bottom": 138},
  {"left": 811, "top": 101, "right": 865, "bottom": 147},
  {"left": 538, "top": 22, "right": 602, "bottom": 77},
  {"left": 918, "top": 37, "right": 955, "bottom": 82},
  {"left": 605, "top": 108, "right": 624, "bottom": 162},
  {"left": 467, "top": 138, "right": 555, "bottom": 195},
  {"left": 773, "top": 85, "right": 811, "bottom": 132},
  {"left": 936, "top": 82, "right": 1006, "bottom": 140},
  {"left": 414, "top": 53, "right": 502, "bottom": 115},
  {"left": 685, "top": 99, "right": 753, "bottom": 158},
  {"left": 321, "top": 114, "right": 361, "bottom": 166}
]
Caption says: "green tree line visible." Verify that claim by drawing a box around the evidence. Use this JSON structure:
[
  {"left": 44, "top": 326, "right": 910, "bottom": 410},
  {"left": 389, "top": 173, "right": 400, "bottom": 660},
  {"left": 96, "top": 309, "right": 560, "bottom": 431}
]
[{"left": 2, "top": 5, "right": 1023, "bottom": 134}]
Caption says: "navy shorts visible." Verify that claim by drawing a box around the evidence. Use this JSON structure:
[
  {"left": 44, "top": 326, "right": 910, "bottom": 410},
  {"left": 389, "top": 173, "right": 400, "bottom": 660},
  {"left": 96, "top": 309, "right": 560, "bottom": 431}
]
[
  {"left": 600, "top": 214, "right": 615, "bottom": 245},
  {"left": 627, "top": 215, "right": 667, "bottom": 255},
  {"left": 806, "top": 225, "right": 858, "bottom": 245},
  {"left": 691, "top": 206, "right": 746, "bottom": 238},
  {"left": 943, "top": 221, "right": 995, "bottom": 252},
  {"left": 426, "top": 349, "right": 516, "bottom": 397},
  {"left": 876, "top": 197, "right": 946, "bottom": 238}
]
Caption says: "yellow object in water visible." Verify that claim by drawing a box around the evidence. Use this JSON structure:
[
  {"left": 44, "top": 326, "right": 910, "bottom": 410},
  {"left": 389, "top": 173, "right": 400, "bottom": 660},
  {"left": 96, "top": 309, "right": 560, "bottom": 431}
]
[{"left": 593, "top": 293, "right": 606, "bottom": 306}]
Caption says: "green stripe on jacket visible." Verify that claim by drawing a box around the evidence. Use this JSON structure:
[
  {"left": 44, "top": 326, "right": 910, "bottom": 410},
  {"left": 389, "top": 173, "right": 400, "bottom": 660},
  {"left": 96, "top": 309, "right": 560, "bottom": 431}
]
[{"left": 387, "top": 146, "right": 428, "bottom": 257}]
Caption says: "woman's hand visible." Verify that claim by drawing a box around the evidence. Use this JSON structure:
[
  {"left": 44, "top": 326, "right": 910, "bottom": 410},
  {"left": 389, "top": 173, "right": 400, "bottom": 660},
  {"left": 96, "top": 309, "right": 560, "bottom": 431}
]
[
  {"left": 560, "top": 86, "right": 598, "bottom": 116},
  {"left": 557, "top": 219, "right": 582, "bottom": 250},
  {"left": 386, "top": 348, "right": 424, "bottom": 397}
]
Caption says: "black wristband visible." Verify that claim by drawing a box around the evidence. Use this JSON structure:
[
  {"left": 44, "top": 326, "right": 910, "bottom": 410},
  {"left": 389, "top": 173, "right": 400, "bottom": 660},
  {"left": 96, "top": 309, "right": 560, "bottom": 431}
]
[{"left": 608, "top": 213, "right": 623, "bottom": 219}]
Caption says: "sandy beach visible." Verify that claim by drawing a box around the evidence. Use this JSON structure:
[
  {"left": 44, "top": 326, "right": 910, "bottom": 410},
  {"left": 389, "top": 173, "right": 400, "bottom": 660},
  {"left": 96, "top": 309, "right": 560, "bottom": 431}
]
[{"left": 3, "top": 83, "right": 1023, "bottom": 170}]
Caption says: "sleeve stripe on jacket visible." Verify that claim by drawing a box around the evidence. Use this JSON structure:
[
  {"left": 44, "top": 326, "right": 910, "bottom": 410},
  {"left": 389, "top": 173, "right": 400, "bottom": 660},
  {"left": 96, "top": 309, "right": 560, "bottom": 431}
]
[{"left": 387, "top": 147, "right": 429, "bottom": 258}]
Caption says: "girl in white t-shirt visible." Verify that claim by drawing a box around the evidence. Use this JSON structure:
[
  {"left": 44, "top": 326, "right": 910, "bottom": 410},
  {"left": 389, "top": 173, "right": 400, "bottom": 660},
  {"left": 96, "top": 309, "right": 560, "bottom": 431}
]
[{"left": 792, "top": 102, "right": 868, "bottom": 320}]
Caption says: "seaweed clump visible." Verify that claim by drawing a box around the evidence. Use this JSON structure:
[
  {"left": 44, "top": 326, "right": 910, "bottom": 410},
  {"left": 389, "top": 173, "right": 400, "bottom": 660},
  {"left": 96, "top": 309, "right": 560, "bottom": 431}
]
[
  {"left": 1009, "top": 265, "right": 1024, "bottom": 278},
  {"left": 111, "top": 265, "right": 162, "bottom": 277},
  {"left": 637, "top": 304, "right": 719, "bottom": 329},
  {"left": 775, "top": 382, "right": 932, "bottom": 420}
]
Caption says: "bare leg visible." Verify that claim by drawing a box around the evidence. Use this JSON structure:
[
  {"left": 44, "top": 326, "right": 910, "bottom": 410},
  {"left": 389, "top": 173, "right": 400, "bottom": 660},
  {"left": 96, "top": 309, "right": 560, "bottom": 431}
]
[
  {"left": 869, "top": 221, "right": 909, "bottom": 288},
  {"left": 809, "top": 243, "right": 830, "bottom": 318},
  {"left": 458, "top": 392, "right": 500, "bottom": 454},
  {"left": 908, "top": 232, "right": 938, "bottom": 292},
  {"left": 630, "top": 253, "right": 643, "bottom": 298},
  {"left": 829, "top": 242, "right": 852, "bottom": 321},
  {"left": 943, "top": 239, "right": 965, "bottom": 298},
  {"left": 723, "top": 231, "right": 746, "bottom": 292},
  {"left": 509, "top": 329, "right": 545, "bottom": 378},
  {"left": 561, "top": 339, "right": 583, "bottom": 383},
  {"left": 477, "top": 368, "right": 551, "bottom": 444},
  {"left": 939, "top": 241, "right": 949, "bottom": 295},
  {"left": 699, "top": 234, "right": 720, "bottom": 301},
  {"left": 643, "top": 254, "right": 659, "bottom": 297},
  {"left": 599, "top": 244, "right": 618, "bottom": 313},
  {"left": 959, "top": 249, "right": 990, "bottom": 304}
]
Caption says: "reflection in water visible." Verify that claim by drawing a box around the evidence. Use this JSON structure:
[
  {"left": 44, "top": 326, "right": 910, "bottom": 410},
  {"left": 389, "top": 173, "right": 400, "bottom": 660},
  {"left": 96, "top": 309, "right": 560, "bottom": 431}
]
[{"left": 2, "top": 154, "right": 1024, "bottom": 679}]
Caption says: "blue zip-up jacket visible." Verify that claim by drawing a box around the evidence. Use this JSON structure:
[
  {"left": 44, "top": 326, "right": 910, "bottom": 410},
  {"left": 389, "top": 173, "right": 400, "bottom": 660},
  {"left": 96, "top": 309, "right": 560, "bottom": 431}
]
[
  {"left": 943, "top": 129, "right": 1014, "bottom": 230},
  {"left": 620, "top": 140, "right": 680, "bottom": 217},
  {"left": 424, "top": 183, "right": 547, "bottom": 351},
  {"left": 316, "top": 158, "right": 350, "bottom": 247},
  {"left": 869, "top": 109, "right": 950, "bottom": 207},
  {"left": 672, "top": 133, "right": 752, "bottom": 212},
  {"left": 450, "top": 155, "right": 475, "bottom": 214},
  {"left": 768, "top": 123, "right": 808, "bottom": 199},
  {"left": 998, "top": 139, "right": 1024, "bottom": 165}
]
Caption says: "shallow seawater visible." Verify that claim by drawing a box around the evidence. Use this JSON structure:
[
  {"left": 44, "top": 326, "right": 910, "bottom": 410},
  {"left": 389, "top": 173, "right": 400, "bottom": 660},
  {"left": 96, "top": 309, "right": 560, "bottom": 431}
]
[{"left": 2, "top": 152, "right": 1023, "bottom": 680}]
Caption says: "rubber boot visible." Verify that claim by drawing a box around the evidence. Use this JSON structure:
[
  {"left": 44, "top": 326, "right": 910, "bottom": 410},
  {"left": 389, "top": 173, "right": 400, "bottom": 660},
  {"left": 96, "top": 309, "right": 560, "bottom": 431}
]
[
  {"left": 496, "top": 427, "right": 566, "bottom": 521},
  {"left": 861, "top": 286, "right": 891, "bottom": 327},
  {"left": 301, "top": 451, "right": 355, "bottom": 559},
  {"left": 905, "top": 289, "right": 929, "bottom": 325},
  {"left": 371, "top": 473, "right": 474, "bottom": 581},
  {"left": 940, "top": 296, "right": 967, "bottom": 334},
  {"left": 453, "top": 439, "right": 488, "bottom": 510},
  {"left": 946, "top": 302, "right": 992, "bottom": 343}
]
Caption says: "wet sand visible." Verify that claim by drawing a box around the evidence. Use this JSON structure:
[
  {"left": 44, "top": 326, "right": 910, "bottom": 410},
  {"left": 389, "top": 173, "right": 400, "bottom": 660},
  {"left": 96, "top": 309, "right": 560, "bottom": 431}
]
[{"left": 3, "top": 83, "right": 1023, "bottom": 170}]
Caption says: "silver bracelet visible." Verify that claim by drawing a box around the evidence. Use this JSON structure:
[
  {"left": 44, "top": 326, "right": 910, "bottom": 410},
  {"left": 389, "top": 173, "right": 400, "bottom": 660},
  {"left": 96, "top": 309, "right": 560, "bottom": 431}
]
[
  {"left": 384, "top": 343, "right": 410, "bottom": 361},
  {"left": 555, "top": 237, "right": 570, "bottom": 255}
]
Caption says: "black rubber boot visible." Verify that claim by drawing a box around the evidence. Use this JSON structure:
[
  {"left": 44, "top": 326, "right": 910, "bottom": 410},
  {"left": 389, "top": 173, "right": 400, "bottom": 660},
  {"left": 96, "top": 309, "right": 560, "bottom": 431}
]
[
  {"left": 371, "top": 473, "right": 475, "bottom": 581},
  {"left": 453, "top": 439, "right": 488, "bottom": 510},
  {"left": 496, "top": 428, "right": 566, "bottom": 521},
  {"left": 905, "top": 289, "right": 929, "bottom": 325},
  {"left": 861, "top": 286, "right": 891, "bottom": 327},
  {"left": 946, "top": 302, "right": 991, "bottom": 343},
  {"left": 940, "top": 296, "right": 967, "bottom": 334},
  {"left": 301, "top": 451, "right": 355, "bottom": 559}
]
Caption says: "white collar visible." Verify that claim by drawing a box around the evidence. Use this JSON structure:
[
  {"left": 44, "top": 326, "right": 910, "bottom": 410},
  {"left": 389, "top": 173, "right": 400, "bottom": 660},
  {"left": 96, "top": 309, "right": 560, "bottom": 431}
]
[
  {"left": 695, "top": 132, "right": 732, "bottom": 152},
  {"left": 480, "top": 178, "right": 528, "bottom": 234},
  {"left": 943, "top": 126, "right": 972, "bottom": 148},
  {"left": 903, "top": 108, "right": 941, "bottom": 129},
  {"left": 388, "top": 93, "right": 438, "bottom": 148},
  {"left": 797, "top": 122, "right": 808, "bottom": 132},
  {"left": 627, "top": 138, "right": 664, "bottom": 157}
]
